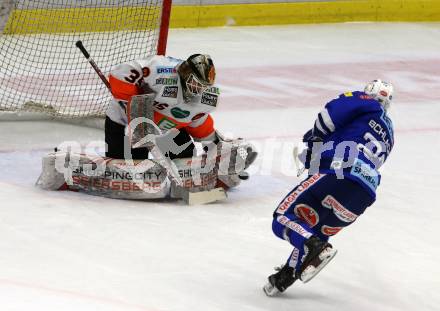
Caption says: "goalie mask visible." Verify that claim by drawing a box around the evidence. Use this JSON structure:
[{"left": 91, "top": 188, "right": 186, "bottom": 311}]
[
  {"left": 178, "top": 54, "right": 216, "bottom": 100},
  {"left": 364, "top": 79, "right": 394, "bottom": 110}
]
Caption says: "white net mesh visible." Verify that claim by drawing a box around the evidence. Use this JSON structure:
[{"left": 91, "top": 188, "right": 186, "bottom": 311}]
[{"left": 0, "top": 0, "right": 165, "bottom": 118}]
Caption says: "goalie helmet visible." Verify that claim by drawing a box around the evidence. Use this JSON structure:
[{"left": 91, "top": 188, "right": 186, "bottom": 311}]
[
  {"left": 177, "top": 54, "right": 216, "bottom": 100},
  {"left": 364, "top": 79, "right": 394, "bottom": 110}
]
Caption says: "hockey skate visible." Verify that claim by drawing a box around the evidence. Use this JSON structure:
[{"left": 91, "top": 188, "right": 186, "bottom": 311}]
[
  {"left": 263, "top": 265, "right": 297, "bottom": 297},
  {"left": 297, "top": 236, "right": 337, "bottom": 283}
]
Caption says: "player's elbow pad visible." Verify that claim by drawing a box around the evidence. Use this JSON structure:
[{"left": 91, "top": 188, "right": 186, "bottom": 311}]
[{"left": 109, "top": 75, "right": 140, "bottom": 100}]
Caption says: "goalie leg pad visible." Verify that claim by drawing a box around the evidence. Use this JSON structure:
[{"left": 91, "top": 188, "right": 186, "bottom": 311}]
[{"left": 37, "top": 151, "right": 170, "bottom": 199}]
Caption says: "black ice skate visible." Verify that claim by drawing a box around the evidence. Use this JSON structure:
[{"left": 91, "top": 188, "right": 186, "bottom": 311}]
[
  {"left": 263, "top": 264, "right": 297, "bottom": 296},
  {"left": 297, "top": 235, "right": 337, "bottom": 283}
]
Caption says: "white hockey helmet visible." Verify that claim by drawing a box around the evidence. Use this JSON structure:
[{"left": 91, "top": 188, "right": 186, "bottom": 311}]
[{"left": 364, "top": 79, "right": 394, "bottom": 110}]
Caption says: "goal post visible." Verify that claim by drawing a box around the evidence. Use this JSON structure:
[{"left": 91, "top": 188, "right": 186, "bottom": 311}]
[
  {"left": 158, "top": 0, "right": 172, "bottom": 56},
  {"left": 0, "top": 0, "right": 172, "bottom": 121}
]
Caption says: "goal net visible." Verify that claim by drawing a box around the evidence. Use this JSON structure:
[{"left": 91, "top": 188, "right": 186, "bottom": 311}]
[{"left": 0, "top": 0, "right": 171, "bottom": 119}]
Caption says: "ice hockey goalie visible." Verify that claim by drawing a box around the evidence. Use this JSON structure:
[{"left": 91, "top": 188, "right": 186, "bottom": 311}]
[{"left": 37, "top": 54, "right": 257, "bottom": 205}]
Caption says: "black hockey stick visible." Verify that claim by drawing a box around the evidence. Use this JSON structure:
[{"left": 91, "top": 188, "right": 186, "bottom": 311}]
[{"left": 75, "top": 40, "right": 111, "bottom": 91}]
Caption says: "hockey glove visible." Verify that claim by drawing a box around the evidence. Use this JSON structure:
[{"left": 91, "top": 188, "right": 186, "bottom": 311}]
[{"left": 300, "top": 129, "right": 323, "bottom": 169}]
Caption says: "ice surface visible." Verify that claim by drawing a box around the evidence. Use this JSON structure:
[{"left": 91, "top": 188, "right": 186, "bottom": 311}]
[{"left": 1, "top": 23, "right": 440, "bottom": 311}]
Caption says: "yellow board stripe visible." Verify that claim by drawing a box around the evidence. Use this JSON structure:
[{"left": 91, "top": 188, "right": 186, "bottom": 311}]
[
  {"left": 4, "top": 6, "right": 161, "bottom": 34},
  {"left": 3, "top": 1, "right": 440, "bottom": 34},
  {"left": 170, "top": 1, "right": 440, "bottom": 28}
]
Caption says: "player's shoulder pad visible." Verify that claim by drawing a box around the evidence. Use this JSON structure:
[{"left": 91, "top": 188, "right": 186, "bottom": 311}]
[
  {"left": 148, "top": 55, "right": 179, "bottom": 66},
  {"left": 142, "top": 55, "right": 181, "bottom": 76},
  {"left": 341, "top": 91, "right": 354, "bottom": 98},
  {"left": 110, "top": 60, "right": 144, "bottom": 81},
  {"left": 339, "top": 91, "right": 370, "bottom": 99},
  {"left": 338, "top": 91, "right": 378, "bottom": 104},
  {"left": 111, "top": 60, "right": 141, "bottom": 72},
  {"left": 329, "top": 91, "right": 381, "bottom": 112}
]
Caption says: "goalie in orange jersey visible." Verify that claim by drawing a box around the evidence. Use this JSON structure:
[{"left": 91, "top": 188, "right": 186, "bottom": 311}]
[
  {"left": 37, "top": 54, "right": 257, "bottom": 202},
  {"left": 106, "top": 54, "right": 221, "bottom": 160},
  {"left": 105, "top": 53, "right": 257, "bottom": 188}
]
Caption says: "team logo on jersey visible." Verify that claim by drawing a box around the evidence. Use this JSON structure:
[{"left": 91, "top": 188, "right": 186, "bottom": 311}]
[
  {"left": 321, "top": 225, "right": 342, "bottom": 236},
  {"left": 157, "top": 118, "right": 177, "bottom": 130},
  {"left": 344, "top": 92, "right": 353, "bottom": 97},
  {"left": 156, "top": 77, "right": 178, "bottom": 85},
  {"left": 171, "top": 107, "right": 190, "bottom": 119},
  {"left": 294, "top": 204, "right": 319, "bottom": 227},
  {"left": 162, "top": 86, "right": 178, "bottom": 98},
  {"left": 142, "top": 67, "right": 150, "bottom": 77},
  {"left": 157, "top": 66, "right": 176, "bottom": 74},
  {"left": 322, "top": 195, "right": 358, "bottom": 223},
  {"left": 201, "top": 92, "right": 218, "bottom": 107}
]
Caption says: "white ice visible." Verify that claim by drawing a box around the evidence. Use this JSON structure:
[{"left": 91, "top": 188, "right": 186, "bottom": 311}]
[{"left": 1, "top": 23, "right": 440, "bottom": 311}]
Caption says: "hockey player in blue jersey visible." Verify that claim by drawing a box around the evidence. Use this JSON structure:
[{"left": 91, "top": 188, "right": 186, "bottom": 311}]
[{"left": 264, "top": 79, "right": 395, "bottom": 296}]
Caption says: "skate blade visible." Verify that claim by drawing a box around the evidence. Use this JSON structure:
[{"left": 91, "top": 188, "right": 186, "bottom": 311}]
[
  {"left": 263, "top": 282, "right": 279, "bottom": 297},
  {"left": 300, "top": 247, "right": 337, "bottom": 283}
]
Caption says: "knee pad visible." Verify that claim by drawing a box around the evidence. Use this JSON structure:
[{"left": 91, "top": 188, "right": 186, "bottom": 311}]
[{"left": 272, "top": 215, "right": 296, "bottom": 242}]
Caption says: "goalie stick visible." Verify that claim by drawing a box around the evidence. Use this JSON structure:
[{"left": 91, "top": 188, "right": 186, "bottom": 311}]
[
  {"left": 75, "top": 40, "right": 111, "bottom": 91},
  {"left": 293, "top": 146, "right": 305, "bottom": 177},
  {"left": 73, "top": 42, "right": 225, "bottom": 204}
]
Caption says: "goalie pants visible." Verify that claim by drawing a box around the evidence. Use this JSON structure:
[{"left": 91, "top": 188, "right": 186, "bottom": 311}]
[
  {"left": 105, "top": 117, "right": 195, "bottom": 160},
  {"left": 272, "top": 173, "right": 374, "bottom": 271}
]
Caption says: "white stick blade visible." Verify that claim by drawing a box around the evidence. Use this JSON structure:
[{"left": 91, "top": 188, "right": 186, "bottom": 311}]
[{"left": 185, "top": 187, "right": 227, "bottom": 205}]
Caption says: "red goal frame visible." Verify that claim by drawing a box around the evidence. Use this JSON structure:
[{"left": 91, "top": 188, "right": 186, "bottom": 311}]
[{"left": 157, "top": 0, "right": 172, "bottom": 55}]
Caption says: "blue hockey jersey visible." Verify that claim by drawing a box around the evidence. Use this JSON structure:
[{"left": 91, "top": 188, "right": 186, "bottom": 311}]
[{"left": 308, "top": 91, "right": 394, "bottom": 198}]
